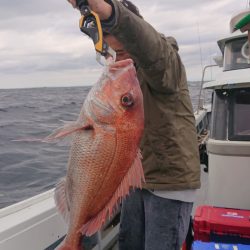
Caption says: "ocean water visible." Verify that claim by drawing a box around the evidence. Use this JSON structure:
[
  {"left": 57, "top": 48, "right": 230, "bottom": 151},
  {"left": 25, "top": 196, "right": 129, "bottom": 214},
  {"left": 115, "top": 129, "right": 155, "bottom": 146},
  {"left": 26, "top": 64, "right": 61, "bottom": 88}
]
[{"left": 0, "top": 83, "right": 207, "bottom": 209}]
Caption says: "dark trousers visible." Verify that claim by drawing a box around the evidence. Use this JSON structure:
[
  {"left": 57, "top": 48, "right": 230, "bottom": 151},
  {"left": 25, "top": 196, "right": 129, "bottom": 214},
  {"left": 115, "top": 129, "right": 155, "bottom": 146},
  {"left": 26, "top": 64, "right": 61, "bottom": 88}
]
[{"left": 119, "top": 189, "right": 193, "bottom": 250}]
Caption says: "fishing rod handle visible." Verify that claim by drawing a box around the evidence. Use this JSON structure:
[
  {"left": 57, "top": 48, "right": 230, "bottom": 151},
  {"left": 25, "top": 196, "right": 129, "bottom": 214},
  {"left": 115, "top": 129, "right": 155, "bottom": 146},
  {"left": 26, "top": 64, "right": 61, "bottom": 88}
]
[{"left": 76, "top": 0, "right": 88, "bottom": 10}]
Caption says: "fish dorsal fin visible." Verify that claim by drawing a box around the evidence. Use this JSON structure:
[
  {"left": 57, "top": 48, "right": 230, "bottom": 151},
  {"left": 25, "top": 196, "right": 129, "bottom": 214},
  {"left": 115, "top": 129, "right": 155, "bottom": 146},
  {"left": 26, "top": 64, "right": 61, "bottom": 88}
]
[
  {"left": 54, "top": 178, "right": 70, "bottom": 225},
  {"left": 81, "top": 150, "right": 145, "bottom": 236}
]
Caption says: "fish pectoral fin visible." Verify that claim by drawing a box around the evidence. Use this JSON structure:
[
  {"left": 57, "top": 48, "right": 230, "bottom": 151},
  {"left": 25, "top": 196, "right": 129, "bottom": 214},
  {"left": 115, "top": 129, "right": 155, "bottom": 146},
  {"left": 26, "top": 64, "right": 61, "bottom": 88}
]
[
  {"left": 54, "top": 178, "right": 70, "bottom": 225},
  {"left": 81, "top": 150, "right": 145, "bottom": 237},
  {"left": 43, "top": 122, "right": 93, "bottom": 142}
]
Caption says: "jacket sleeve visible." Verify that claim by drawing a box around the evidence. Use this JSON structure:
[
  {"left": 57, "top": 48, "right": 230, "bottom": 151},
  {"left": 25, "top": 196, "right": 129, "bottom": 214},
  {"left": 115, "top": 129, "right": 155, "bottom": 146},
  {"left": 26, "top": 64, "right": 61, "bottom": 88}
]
[{"left": 105, "top": 0, "right": 183, "bottom": 94}]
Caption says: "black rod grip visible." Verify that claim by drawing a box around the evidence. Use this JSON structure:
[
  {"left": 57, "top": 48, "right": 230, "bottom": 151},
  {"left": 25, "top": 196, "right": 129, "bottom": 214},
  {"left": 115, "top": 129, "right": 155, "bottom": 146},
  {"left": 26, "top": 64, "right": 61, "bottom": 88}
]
[{"left": 76, "top": 0, "right": 88, "bottom": 9}]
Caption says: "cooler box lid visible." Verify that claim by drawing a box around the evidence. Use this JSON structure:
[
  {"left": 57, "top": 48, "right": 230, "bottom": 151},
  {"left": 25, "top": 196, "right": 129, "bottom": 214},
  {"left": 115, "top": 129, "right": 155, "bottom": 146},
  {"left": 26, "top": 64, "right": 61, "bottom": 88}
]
[{"left": 194, "top": 206, "right": 250, "bottom": 238}]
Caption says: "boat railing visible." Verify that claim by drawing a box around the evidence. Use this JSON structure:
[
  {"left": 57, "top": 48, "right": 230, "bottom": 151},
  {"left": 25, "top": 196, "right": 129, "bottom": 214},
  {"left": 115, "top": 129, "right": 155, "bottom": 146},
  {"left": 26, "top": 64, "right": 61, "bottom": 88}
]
[{"left": 196, "top": 64, "right": 218, "bottom": 114}]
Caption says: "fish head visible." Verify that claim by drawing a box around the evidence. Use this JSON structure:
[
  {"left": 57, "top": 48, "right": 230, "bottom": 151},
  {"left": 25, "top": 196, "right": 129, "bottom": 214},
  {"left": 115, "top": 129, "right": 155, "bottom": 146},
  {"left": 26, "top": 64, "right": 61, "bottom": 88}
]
[{"left": 84, "top": 59, "right": 144, "bottom": 132}]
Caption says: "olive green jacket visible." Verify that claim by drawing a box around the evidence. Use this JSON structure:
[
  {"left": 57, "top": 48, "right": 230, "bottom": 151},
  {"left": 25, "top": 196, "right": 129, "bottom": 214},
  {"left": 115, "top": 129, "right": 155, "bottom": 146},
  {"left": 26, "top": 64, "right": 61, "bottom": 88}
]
[{"left": 107, "top": 0, "right": 200, "bottom": 190}]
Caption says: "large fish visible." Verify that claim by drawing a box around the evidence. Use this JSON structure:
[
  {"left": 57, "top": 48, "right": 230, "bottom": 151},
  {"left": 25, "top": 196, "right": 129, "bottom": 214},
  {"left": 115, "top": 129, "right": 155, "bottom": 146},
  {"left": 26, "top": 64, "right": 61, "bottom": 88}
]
[{"left": 49, "top": 59, "right": 144, "bottom": 250}]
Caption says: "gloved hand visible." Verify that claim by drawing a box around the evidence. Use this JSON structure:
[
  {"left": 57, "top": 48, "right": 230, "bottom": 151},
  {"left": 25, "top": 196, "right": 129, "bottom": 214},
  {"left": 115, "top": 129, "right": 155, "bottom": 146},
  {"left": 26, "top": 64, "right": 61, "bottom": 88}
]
[{"left": 66, "top": 0, "right": 112, "bottom": 20}]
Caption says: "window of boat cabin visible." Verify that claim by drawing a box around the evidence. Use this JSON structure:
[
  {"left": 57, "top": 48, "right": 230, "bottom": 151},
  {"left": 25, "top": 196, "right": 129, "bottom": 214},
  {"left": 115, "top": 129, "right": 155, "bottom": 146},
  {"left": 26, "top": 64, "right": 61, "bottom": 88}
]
[
  {"left": 229, "top": 88, "right": 250, "bottom": 141},
  {"left": 211, "top": 88, "right": 250, "bottom": 141},
  {"left": 224, "top": 37, "right": 250, "bottom": 71},
  {"left": 210, "top": 90, "right": 228, "bottom": 140}
]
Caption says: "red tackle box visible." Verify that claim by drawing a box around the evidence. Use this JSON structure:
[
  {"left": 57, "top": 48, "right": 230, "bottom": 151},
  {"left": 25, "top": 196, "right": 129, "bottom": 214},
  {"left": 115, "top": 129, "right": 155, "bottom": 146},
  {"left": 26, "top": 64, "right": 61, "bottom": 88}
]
[{"left": 193, "top": 206, "right": 250, "bottom": 244}]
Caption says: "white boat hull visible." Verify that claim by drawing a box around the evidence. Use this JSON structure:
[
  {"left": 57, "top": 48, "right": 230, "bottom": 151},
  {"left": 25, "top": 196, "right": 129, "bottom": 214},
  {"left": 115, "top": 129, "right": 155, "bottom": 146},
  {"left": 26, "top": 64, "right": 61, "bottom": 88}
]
[
  {"left": 0, "top": 190, "right": 67, "bottom": 250},
  {"left": 207, "top": 139, "right": 250, "bottom": 210}
]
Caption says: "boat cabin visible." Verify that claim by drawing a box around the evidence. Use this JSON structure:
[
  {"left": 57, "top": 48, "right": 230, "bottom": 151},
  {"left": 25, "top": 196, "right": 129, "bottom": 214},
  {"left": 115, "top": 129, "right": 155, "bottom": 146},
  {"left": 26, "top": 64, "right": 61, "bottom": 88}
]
[{"left": 203, "top": 31, "right": 250, "bottom": 210}]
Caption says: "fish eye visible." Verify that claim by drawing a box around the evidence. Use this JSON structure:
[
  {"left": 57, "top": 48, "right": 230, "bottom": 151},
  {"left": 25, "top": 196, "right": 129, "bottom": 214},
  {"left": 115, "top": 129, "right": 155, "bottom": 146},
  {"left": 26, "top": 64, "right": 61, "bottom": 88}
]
[{"left": 121, "top": 93, "right": 134, "bottom": 107}]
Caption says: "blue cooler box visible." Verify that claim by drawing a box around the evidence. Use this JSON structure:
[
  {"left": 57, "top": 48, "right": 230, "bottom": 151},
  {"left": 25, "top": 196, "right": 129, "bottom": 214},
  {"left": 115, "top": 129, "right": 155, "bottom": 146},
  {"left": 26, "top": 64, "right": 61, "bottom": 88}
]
[{"left": 192, "top": 241, "right": 250, "bottom": 249}]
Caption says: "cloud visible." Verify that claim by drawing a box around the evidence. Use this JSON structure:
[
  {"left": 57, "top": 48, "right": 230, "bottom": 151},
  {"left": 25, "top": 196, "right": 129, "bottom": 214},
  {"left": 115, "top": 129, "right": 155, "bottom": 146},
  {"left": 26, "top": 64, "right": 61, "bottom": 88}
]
[
  {"left": 0, "top": 0, "right": 249, "bottom": 88},
  {"left": 0, "top": 0, "right": 70, "bottom": 19}
]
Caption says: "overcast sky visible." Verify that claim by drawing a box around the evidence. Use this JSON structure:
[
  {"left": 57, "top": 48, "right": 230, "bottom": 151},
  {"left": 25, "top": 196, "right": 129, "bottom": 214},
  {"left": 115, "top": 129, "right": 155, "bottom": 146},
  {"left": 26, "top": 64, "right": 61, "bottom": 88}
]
[{"left": 0, "top": 0, "right": 249, "bottom": 89}]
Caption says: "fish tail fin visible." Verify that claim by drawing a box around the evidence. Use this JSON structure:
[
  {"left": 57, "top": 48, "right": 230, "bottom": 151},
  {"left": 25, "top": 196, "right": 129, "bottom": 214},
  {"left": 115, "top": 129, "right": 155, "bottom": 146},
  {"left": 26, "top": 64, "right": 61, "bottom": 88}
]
[
  {"left": 54, "top": 178, "right": 70, "bottom": 225},
  {"left": 81, "top": 150, "right": 144, "bottom": 236}
]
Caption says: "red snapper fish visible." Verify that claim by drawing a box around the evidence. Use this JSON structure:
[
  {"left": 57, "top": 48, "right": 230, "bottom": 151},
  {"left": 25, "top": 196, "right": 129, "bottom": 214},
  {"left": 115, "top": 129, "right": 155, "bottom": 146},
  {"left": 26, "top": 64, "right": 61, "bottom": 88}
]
[{"left": 48, "top": 59, "right": 144, "bottom": 250}]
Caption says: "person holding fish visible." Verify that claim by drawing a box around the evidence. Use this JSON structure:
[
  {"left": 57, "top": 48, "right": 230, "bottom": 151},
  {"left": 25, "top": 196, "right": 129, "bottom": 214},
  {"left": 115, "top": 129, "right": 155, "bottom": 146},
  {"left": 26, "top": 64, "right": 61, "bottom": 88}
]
[{"left": 63, "top": 0, "right": 201, "bottom": 249}]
